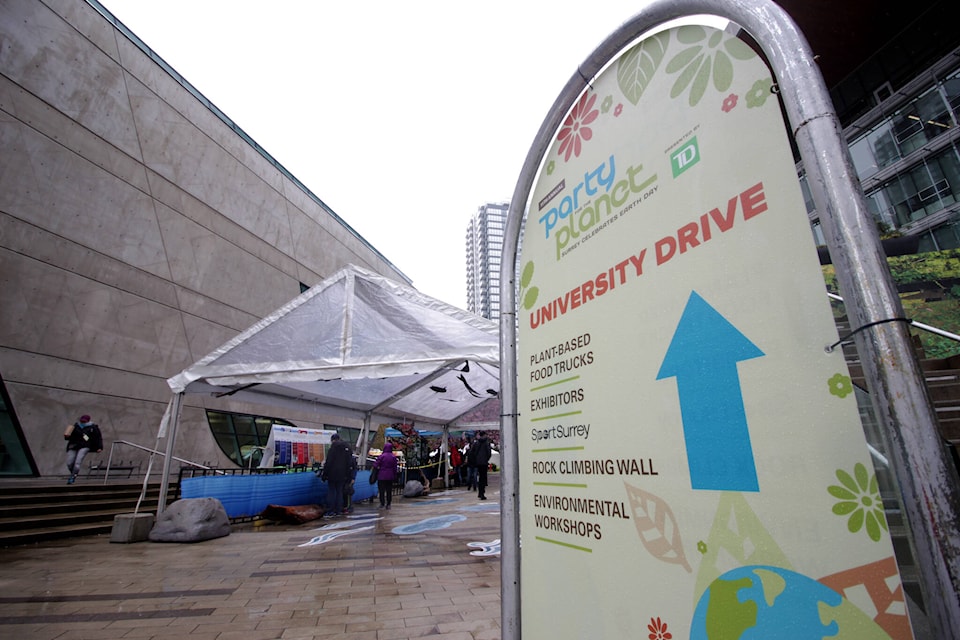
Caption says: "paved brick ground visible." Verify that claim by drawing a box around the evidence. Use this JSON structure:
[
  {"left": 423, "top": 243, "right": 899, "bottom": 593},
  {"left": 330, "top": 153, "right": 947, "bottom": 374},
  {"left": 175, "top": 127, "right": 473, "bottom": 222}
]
[{"left": 0, "top": 476, "right": 502, "bottom": 639}]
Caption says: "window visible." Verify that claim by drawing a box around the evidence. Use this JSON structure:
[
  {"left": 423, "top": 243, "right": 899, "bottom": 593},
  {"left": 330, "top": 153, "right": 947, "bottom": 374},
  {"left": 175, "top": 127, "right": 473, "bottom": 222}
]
[
  {"left": 0, "top": 373, "right": 37, "bottom": 476},
  {"left": 811, "top": 220, "right": 825, "bottom": 247},
  {"left": 849, "top": 121, "right": 899, "bottom": 179},
  {"left": 863, "top": 189, "right": 896, "bottom": 230},
  {"left": 895, "top": 86, "right": 954, "bottom": 156},
  {"left": 932, "top": 218, "right": 960, "bottom": 251},
  {"left": 866, "top": 145, "right": 960, "bottom": 226},
  {"left": 799, "top": 175, "right": 816, "bottom": 213},
  {"left": 943, "top": 69, "right": 960, "bottom": 123},
  {"left": 206, "top": 410, "right": 299, "bottom": 468},
  {"left": 848, "top": 75, "right": 958, "bottom": 182}
]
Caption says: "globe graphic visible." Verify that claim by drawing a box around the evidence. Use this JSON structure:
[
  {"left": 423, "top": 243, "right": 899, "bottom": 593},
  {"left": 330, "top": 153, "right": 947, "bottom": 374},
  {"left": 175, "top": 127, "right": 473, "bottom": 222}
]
[{"left": 691, "top": 565, "right": 882, "bottom": 639}]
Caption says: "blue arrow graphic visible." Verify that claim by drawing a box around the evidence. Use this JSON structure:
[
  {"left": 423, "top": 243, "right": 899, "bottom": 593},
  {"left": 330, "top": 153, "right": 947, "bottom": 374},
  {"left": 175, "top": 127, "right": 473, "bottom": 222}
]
[{"left": 657, "top": 291, "right": 764, "bottom": 492}]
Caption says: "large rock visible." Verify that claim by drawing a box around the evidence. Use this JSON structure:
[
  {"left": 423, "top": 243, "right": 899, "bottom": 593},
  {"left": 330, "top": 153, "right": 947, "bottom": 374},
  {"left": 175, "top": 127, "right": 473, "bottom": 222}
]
[
  {"left": 149, "top": 498, "right": 231, "bottom": 543},
  {"left": 403, "top": 480, "right": 426, "bottom": 497}
]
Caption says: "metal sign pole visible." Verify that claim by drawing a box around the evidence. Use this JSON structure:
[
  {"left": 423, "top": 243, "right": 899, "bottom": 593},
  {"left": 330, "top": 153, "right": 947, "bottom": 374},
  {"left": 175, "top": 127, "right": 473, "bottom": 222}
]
[{"left": 736, "top": 2, "right": 960, "bottom": 636}]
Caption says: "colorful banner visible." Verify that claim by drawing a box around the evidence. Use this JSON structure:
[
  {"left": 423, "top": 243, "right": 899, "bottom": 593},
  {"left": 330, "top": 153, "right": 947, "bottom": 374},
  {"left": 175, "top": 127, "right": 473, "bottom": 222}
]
[
  {"left": 260, "top": 425, "right": 336, "bottom": 468},
  {"left": 516, "top": 24, "right": 912, "bottom": 639}
]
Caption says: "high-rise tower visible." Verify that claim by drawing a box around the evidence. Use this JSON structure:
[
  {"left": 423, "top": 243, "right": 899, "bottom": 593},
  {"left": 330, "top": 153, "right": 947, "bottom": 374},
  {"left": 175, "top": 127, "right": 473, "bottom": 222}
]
[{"left": 465, "top": 202, "right": 510, "bottom": 320}]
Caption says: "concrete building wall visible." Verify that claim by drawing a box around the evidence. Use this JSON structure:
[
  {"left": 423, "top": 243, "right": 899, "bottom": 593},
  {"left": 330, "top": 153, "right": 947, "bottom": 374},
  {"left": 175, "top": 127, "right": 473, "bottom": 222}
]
[{"left": 0, "top": 0, "right": 409, "bottom": 476}]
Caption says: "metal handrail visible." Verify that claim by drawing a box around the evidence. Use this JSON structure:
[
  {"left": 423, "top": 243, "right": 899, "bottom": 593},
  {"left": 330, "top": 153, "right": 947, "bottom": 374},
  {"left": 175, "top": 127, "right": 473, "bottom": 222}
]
[
  {"left": 828, "top": 292, "right": 960, "bottom": 343},
  {"left": 103, "top": 439, "right": 216, "bottom": 484}
]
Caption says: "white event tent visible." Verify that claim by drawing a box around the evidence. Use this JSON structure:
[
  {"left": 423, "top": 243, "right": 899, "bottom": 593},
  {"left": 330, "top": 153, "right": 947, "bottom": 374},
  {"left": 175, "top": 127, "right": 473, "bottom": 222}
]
[{"left": 160, "top": 264, "right": 500, "bottom": 507}]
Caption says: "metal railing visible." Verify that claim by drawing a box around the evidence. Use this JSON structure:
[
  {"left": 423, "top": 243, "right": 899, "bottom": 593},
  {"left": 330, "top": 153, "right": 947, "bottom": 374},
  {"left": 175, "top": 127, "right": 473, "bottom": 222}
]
[
  {"left": 828, "top": 292, "right": 960, "bottom": 343},
  {"left": 102, "top": 439, "right": 216, "bottom": 484}
]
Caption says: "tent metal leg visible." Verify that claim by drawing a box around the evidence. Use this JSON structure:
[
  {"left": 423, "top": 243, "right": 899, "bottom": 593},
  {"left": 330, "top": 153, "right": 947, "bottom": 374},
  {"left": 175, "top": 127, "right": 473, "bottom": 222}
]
[{"left": 157, "top": 392, "right": 184, "bottom": 515}]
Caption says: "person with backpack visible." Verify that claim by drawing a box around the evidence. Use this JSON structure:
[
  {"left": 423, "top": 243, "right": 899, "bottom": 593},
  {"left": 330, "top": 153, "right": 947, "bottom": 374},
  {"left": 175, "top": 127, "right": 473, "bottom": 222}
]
[{"left": 64, "top": 414, "right": 103, "bottom": 485}]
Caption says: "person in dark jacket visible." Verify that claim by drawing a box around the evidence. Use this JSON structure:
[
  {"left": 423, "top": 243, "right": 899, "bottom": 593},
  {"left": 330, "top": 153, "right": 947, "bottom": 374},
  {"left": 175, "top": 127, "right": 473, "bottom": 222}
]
[
  {"left": 464, "top": 437, "right": 478, "bottom": 491},
  {"left": 343, "top": 451, "right": 359, "bottom": 513},
  {"left": 473, "top": 431, "right": 493, "bottom": 500},
  {"left": 321, "top": 434, "right": 354, "bottom": 516},
  {"left": 373, "top": 442, "right": 400, "bottom": 509},
  {"left": 64, "top": 414, "right": 103, "bottom": 485}
]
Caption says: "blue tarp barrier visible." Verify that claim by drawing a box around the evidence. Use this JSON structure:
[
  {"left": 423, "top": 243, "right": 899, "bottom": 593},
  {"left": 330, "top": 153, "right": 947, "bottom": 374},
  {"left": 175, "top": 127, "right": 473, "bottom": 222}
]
[
  {"left": 384, "top": 428, "right": 443, "bottom": 437},
  {"left": 352, "top": 470, "right": 378, "bottom": 502},
  {"left": 181, "top": 470, "right": 378, "bottom": 518}
]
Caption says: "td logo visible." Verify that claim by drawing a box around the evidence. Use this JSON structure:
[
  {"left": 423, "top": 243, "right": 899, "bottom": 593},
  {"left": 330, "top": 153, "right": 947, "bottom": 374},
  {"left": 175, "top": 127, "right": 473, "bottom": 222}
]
[{"left": 671, "top": 137, "right": 700, "bottom": 178}]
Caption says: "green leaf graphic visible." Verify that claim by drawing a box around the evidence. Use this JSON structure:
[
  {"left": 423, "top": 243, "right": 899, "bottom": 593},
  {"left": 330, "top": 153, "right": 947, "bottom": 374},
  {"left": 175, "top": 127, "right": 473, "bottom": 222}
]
[
  {"left": 665, "top": 44, "right": 700, "bottom": 74},
  {"left": 854, "top": 462, "right": 869, "bottom": 489},
  {"left": 522, "top": 287, "right": 539, "bottom": 311},
  {"left": 835, "top": 468, "right": 859, "bottom": 494},
  {"left": 712, "top": 51, "right": 734, "bottom": 93},
  {"left": 676, "top": 24, "right": 706, "bottom": 44},
  {"left": 847, "top": 508, "right": 864, "bottom": 533},
  {"left": 616, "top": 31, "right": 669, "bottom": 106},
  {"left": 724, "top": 37, "right": 756, "bottom": 61},
  {"left": 688, "top": 56, "right": 712, "bottom": 106},
  {"left": 865, "top": 512, "right": 882, "bottom": 541},
  {"left": 828, "top": 485, "right": 856, "bottom": 500},
  {"left": 670, "top": 52, "right": 704, "bottom": 99},
  {"left": 832, "top": 501, "right": 858, "bottom": 515},
  {"left": 521, "top": 261, "right": 535, "bottom": 288}
]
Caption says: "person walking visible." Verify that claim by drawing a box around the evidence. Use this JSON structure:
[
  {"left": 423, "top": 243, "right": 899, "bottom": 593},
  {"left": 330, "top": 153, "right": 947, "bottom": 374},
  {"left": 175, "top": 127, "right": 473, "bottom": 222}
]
[
  {"left": 473, "top": 431, "right": 492, "bottom": 500},
  {"left": 64, "top": 414, "right": 103, "bottom": 484},
  {"left": 464, "top": 437, "right": 478, "bottom": 491},
  {"left": 321, "top": 434, "right": 353, "bottom": 516},
  {"left": 343, "top": 450, "right": 359, "bottom": 513},
  {"left": 373, "top": 442, "right": 399, "bottom": 509},
  {"left": 449, "top": 442, "right": 463, "bottom": 487}
]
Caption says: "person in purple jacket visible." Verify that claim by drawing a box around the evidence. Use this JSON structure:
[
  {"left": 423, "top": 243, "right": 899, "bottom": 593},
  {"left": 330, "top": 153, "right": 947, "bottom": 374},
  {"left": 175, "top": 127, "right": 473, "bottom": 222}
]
[{"left": 373, "top": 442, "right": 400, "bottom": 509}]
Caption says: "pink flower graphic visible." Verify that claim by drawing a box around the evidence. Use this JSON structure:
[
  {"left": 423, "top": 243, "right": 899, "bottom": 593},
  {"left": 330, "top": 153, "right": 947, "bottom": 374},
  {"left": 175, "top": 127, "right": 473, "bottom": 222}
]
[
  {"left": 722, "top": 93, "right": 738, "bottom": 112},
  {"left": 648, "top": 617, "right": 672, "bottom": 640},
  {"left": 557, "top": 91, "right": 599, "bottom": 161},
  {"left": 614, "top": 103, "right": 623, "bottom": 117}
]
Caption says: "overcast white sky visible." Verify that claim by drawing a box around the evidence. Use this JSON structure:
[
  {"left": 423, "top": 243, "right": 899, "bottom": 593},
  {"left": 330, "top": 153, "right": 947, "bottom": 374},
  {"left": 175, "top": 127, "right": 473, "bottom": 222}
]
[{"left": 102, "top": 0, "right": 657, "bottom": 309}]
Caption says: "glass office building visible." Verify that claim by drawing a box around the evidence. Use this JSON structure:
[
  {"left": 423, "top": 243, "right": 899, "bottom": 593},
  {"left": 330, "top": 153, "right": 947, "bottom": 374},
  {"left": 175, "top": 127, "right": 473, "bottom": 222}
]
[{"left": 798, "top": 27, "right": 960, "bottom": 251}]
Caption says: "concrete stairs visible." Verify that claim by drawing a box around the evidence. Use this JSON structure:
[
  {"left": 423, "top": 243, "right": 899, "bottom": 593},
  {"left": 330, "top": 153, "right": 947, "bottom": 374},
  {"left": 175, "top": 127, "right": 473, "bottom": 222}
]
[
  {"left": 841, "top": 333, "right": 960, "bottom": 461},
  {"left": 0, "top": 479, "right": 176, "bottom": 547}
]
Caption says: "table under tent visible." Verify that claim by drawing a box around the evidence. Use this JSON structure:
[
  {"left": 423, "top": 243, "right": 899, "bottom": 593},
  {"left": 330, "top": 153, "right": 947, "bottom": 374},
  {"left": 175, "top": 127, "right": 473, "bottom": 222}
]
[{"left": 159, "top": 264, "right": 501, "bottom": 518}]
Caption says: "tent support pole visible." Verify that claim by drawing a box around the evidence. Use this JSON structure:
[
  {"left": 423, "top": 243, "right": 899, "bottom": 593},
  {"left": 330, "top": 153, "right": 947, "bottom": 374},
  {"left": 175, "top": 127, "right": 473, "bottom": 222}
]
[
  {"left": 357, "top": 413, "right": 372, "bottom": 468},
  {"left": 157, "top": 391, "right": 184, "bottom": 515},
  {"left": 442, "top": 425, "right": 449, "bottom": 489}
]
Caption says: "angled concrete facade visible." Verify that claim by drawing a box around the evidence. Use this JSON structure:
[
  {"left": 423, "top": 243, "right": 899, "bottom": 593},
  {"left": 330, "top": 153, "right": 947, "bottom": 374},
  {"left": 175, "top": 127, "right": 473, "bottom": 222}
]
[{"left": 0, "top": 0, "right": 410, "bottom": 476}]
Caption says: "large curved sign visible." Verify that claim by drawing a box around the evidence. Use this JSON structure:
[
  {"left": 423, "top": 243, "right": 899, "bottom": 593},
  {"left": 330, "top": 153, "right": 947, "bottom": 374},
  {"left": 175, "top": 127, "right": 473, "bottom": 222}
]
[{"left": 516, "top": 23, "right": 912, "bottom": 639}]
